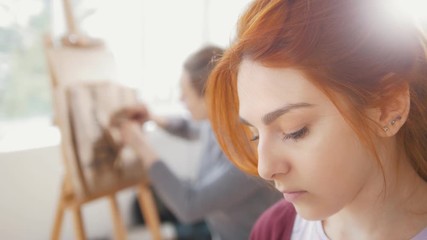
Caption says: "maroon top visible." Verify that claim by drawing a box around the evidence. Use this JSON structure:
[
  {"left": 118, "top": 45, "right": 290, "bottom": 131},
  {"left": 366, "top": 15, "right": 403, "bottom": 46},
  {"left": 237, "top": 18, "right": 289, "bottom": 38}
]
[{"left": 250, "top": 199, "right": 297, "bottom": 240}]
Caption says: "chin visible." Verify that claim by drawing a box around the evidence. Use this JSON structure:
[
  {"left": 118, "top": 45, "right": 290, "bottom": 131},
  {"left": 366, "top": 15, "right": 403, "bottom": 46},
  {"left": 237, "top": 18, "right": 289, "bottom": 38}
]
[{"left": 293, "top": 203, "right": 337, "bottom": 221}]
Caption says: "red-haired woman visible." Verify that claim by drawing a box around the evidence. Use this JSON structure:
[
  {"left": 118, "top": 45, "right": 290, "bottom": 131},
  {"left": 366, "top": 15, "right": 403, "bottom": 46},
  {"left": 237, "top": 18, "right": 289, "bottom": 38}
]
[{"left": 206, "top": 0, "right": 427, "bottom": 239}]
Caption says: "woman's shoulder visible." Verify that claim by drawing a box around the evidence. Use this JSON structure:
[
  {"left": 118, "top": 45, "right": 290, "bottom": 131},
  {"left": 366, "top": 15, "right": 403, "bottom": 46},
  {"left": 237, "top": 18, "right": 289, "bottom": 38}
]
[{"left": 250, "top": 199, "right": 297, "bottom": 240}]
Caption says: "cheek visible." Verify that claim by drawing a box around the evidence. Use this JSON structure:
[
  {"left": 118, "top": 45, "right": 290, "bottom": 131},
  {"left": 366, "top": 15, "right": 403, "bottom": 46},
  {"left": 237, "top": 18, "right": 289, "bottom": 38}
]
[
  {"left": 291, "top": 120, "right": 376, "bottom": 219},
  {"left": 184, "top": 94, "right": 196, "bottom": 107},
  {"left": 306, "top": 119, "right": 373, "bottom": 184},
  {"left": 308, "top": 136, "right": 373, "bottom": 190},
  {"left": 188, "top": 97, "right": 206, "bottom": 116}
]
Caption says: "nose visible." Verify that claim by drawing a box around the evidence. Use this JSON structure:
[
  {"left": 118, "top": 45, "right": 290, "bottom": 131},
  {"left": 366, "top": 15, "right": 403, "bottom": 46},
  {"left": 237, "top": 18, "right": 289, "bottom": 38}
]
[{"left": 257, "top": 137, "right": 290, "bottom": 180}]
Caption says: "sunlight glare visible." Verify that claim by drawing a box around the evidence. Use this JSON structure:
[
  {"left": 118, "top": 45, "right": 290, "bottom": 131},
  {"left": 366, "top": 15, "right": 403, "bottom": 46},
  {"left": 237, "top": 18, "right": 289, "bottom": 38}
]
[{"left": 387, "top": 0, "right": 427, "bottom": 21}]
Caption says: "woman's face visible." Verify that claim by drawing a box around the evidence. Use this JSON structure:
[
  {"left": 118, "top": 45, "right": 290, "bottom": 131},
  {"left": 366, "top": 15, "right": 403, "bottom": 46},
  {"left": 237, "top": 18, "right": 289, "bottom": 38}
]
[
  {"left": 180, "top": 70, "right": 207, "bottom": 120},
  {"left": 237, "top": 59, "right": 378, "bottom": 220}
]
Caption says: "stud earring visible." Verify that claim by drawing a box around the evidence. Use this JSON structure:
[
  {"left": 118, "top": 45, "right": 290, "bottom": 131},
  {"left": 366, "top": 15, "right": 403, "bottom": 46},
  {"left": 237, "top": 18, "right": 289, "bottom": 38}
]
[
  {"left": 390, "top": 116, "right": 402, "bottom": 126},
  {"left": 383, "top": 116, "right": 401, "bottom": 132},
  {"left": 383, "top": 126, "right": 390, "bottom": 132}
]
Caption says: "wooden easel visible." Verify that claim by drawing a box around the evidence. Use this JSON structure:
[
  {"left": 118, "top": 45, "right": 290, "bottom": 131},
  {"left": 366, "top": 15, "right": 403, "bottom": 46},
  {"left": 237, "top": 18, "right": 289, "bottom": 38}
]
[{"left": 46, "top": 0, "right": 162, "bottom": 239}]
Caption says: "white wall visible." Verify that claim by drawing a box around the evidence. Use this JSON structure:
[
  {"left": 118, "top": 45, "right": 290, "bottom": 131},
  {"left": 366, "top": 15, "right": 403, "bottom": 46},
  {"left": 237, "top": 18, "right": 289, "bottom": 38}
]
[{"left": 0, "top": 128, "right": 201, "bottom": 240}]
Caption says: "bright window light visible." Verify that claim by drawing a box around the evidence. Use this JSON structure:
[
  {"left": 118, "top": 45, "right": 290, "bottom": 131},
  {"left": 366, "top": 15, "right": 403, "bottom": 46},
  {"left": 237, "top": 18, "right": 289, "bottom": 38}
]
[
  {"left": 0, "top": 117, "right": 60, "bottom": 153},
  {"left": 387, "top": 0, "right": 427, "bottom": 21},
  {"left": 0, "top": 0, "right": 253, "bottom": 152}
]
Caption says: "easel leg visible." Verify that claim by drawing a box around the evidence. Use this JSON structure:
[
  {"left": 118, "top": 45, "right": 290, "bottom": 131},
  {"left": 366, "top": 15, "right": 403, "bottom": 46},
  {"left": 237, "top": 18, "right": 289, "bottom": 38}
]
[
  {"left": 137, "top": 184, "right": 162, "bottom": 240},
  {"left": 51, "top": 192, "right": 65, "bottom": 240},
  {"left": 108, "top": 194, "right": 127, "bottom": 240},
  {"left": 72, "top": 206, "right": 86, "bottom": 240}
]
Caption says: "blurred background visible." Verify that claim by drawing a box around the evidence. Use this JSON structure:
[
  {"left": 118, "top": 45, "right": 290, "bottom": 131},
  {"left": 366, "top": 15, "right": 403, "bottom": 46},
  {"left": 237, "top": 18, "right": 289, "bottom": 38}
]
[
  {"left": 0, "top": 0, "right": 252, "bottom": 239},
  {"left": 0, "top": 0, "right": 254, "bottom": 152}
]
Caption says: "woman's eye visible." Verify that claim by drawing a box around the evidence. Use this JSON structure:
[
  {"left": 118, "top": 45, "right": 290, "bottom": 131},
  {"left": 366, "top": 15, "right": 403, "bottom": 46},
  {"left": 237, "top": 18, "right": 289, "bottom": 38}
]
[
  {"left": 250, "top": 135, "right": 259, "bottom": 142},
  {"left": 282, "top": 126, "right": 308, "bottom": 141},
  {"left": 248, "top": 126, "right": 259, "bottom": 142}
]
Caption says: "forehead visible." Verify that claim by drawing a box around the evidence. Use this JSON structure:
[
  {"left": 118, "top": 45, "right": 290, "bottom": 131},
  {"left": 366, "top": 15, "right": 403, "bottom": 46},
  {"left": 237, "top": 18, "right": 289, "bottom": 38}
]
[{"left": 237, "top": 60, "right": 330, "bottom": 122}]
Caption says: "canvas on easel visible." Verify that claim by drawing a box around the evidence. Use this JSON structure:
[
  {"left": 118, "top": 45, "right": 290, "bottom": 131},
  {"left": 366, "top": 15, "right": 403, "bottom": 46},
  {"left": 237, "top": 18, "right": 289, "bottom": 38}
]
[
  {"left": 45, "top": 0, "right": 162, "bottom": 239},
  {"left": 66, "top": 81, "right": 152, "bottom": 197}
]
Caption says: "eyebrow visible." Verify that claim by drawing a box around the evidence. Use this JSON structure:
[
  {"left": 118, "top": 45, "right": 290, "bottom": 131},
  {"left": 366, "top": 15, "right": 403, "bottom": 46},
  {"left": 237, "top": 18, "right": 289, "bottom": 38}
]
[{"left": 240, "top": 102, "right": 314, "bottom": 126}]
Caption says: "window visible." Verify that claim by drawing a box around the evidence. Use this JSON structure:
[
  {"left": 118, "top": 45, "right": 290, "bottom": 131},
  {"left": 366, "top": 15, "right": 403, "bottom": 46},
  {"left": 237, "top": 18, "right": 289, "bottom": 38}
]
[
  {"left": 0, "top": 0, "right": 51, "bottom": 120},
  {"left": 0, "top": 0, "right": 252, "bottom": 152}
]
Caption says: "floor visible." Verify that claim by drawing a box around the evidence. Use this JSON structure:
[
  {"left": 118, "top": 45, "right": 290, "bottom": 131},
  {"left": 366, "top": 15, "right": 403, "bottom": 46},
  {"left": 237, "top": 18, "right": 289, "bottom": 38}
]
[
  {"left": 127, "top": 224, "right": 176, "bottom": 240},
  {"left": 0, "top": 130, "right": 201, "bottom": 240}
]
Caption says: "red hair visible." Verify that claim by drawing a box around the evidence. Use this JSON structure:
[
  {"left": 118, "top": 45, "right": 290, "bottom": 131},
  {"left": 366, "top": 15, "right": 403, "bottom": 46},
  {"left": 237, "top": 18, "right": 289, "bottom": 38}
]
[{"left": 206, "top": 0, "right": 427, "bottom": 179}]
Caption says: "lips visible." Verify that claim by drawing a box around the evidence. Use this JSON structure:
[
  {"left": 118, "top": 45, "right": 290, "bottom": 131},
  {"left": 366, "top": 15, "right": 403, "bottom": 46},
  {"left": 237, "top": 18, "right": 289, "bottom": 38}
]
[{"left": 282, "top": 191, "right": 306, "bottom": 202}]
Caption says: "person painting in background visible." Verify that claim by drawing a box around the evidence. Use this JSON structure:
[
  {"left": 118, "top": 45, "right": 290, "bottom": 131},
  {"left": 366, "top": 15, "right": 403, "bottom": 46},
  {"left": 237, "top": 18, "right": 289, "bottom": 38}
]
[
  {"left": 115, "top": 45, "right": 282, "bottom": 240},
  {"left": 205, "top": 0, "right": 427, "bottom": 239}
]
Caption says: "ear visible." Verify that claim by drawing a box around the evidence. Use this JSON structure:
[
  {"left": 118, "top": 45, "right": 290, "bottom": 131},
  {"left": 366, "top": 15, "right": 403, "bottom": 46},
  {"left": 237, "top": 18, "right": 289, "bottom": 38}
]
[{"left": 368, "top": 84, "right": 410, "bottom": 137}]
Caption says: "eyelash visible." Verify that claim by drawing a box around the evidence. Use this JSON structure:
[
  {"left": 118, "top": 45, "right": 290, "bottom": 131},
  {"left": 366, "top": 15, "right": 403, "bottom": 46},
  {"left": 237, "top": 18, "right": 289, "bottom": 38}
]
[
  {"left": 250, "top": 135, "right": 259, "bottom": 142},
  {"left": 249, "top": 126, "right": 309, "bottom": 142},
  {"left": 282, "top": 126, "right": 308, "bottom": 141}
]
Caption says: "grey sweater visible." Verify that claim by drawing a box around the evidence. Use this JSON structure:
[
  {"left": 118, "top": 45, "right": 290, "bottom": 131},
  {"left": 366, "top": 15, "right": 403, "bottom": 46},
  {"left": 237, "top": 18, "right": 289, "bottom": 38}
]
[{"left": 148, "top": 118, "right": 282, "bottom": 240}]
